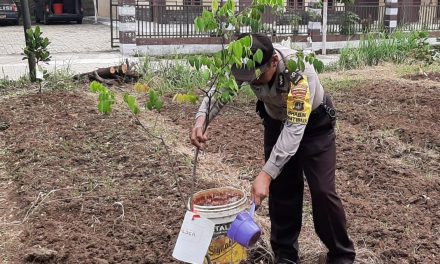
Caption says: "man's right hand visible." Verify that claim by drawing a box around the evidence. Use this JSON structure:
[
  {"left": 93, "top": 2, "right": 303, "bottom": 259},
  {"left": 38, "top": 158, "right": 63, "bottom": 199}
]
[{"left": 190, "top": 117, "right": 208, "bottom": 150}]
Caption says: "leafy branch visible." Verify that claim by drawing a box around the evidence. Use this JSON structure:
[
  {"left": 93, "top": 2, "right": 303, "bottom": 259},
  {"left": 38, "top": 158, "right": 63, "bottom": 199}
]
[
  {"left": 89, "top": 82, "right": 188, "bottom": 209},
  {"left": 187, "top": 0, "right": 326, "bottom": 211}
]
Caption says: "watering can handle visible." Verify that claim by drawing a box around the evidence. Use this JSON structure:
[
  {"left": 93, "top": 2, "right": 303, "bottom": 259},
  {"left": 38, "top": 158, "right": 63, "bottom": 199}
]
[{"left": 249, "top": 202, "right": 256, "bottom": 218}]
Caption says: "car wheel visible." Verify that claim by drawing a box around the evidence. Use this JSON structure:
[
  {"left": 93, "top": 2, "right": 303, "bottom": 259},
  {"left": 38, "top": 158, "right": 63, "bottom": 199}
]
[
  {"left": 77, "top": 19, "right": 82, "bottom": 24},
  {"left": 14, "top": 19, "right": 19, "bottom": 25}
]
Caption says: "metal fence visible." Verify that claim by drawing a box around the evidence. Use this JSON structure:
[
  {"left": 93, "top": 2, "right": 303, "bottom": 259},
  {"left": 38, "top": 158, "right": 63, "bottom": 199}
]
[
  {"left": 327, "top": 5, "right": 386, "bottom": 34},
  {"left": 398, "top": 5, "right": 440, "bottom": 31},
  {"left": 110, "top": 3, "right": 440, "bottom": 45},
  {"left": 111, "top": 0, "right": 119, "bottom": 47},
  {"left": 136, "top": 4, "right": 211, "bottom": 38}
]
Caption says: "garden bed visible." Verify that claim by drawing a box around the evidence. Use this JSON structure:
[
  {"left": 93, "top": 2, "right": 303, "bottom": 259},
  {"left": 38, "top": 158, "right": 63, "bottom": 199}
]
[{"left": 0, "top": 66, "right": 439, "bottom": 263}]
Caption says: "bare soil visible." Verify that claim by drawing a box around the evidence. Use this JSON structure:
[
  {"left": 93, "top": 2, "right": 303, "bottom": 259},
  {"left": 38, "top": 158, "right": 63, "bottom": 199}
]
[
  {"left": 403, "top": 72, "right": 440, "bottom": 82},
  {"left": 0, "top": 67, "right": 439, "bottom": 264}
]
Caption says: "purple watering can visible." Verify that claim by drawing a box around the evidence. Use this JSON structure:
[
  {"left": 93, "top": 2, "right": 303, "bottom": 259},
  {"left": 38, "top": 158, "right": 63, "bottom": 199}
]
[{"left": 227, "top": 202, "right": 261, "bottom": 248}]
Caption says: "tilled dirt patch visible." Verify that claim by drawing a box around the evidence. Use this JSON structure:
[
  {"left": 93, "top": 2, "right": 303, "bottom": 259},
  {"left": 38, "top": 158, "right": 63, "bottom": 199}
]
[
  {"left": 162, "top": 78, "right": 440, "bottom": 263},
  {"left": 0, "top": 91, "right": 214, "bottom": 263},
  {"left": 402, "top": 72, "right": 440, "bottom": 82},
  {"left": 0, "top": 70, "right": 439, "bottom": 264}
]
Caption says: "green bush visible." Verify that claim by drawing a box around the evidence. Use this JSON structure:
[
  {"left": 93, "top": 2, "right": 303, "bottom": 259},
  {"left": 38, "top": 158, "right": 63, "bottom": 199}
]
[{"left": 340, "top": 11, "right": 360, "bottom": 35}]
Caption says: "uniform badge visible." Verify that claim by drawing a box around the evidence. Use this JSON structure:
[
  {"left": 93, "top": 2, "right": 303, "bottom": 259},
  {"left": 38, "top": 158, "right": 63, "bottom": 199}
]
[
  {"left": 294, "top": 101, "right": 304, "bottom": 111},
  {"left": 286, "top": 76, "right": 311, "bottom": 125}
]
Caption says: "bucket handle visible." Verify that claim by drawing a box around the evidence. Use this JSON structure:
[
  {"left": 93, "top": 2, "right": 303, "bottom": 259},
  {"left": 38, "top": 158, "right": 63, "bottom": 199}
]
[{"left": 249, "top": 202, "right": 256, "bottom": 218}]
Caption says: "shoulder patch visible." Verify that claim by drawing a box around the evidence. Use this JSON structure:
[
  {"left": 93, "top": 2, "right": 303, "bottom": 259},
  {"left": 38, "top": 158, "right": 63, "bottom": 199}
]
[{"left": 287, "top": 76, "right": 311, "bottom": 125}]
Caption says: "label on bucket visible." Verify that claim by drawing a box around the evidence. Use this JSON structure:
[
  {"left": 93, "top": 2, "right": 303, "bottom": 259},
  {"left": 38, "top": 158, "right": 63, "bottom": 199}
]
[
  {"left": 205, "top": 222, "right": 247, "bottom": 264},
  {"left": 172, "top": 211, "right": 215, "bottom": 264}
]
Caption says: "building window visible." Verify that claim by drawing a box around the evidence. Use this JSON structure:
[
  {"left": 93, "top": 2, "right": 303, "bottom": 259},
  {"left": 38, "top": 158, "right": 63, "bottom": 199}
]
[
  {"left": 184, "top": 0, "right": 201, "bottom": 5},
  {"left": 328, "top": 0, "right": 334, "bottom": 9},
  {"left": 287, "top": 0, "right": 303, "bottom": 9}
]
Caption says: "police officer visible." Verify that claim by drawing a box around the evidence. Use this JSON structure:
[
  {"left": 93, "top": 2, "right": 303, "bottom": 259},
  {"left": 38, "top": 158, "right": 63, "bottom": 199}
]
[{"left": 190, "top": 33, "right": 356, "bottom": 264}]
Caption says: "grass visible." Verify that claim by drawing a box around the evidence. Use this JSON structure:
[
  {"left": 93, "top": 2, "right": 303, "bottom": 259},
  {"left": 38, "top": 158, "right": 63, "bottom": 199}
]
[
  {"left": 0, "top": 74, "right": 31, "bottom": 91},
  {"left": 320, "top": 76, "right": 367, "bottom": 94},
  {"left": 44, "top": 68, "right": 77, "bottom": 91},
  {"left": 338, "top": 30, "right": 428, "bottom": 70},
  {"left": 235, "top": 84, "right": 257, "bottom": 105},
  {"left": 395, "top": 63, "right": 440, "bottom": 76},
  {"left": 138, "top": 56, "right": 206, "bottom": 96},
  {"left": 1, "top": 67, "right": 77, "bottom": 93}
]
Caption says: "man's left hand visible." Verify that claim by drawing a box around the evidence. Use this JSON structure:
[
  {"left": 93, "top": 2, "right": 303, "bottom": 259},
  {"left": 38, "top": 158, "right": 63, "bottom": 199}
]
[{"left": 251, "top": 171, "right": 272, "bottom": 207}]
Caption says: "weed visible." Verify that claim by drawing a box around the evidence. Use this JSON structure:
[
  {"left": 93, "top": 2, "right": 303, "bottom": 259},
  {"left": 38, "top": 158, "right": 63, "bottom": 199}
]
[
  {"left": 395, "top": 63, "right": 440, "bottom": 76},
  {"left": 138, "top": 56, "right": 205, "bottom": 96},
  {"left": 44, "top": 68, "right": 77, "bottom": 91},
  {"left": 0, "top": 74, "right": 32, "bottom": 92},
  {"left": 236, "top": 84, "right": 256, "bottom": 104},
  {"left": 338, "top": 46, "right": 364, "bottom": 70},
  {"left": 320, "top": 76, "right": 366, "bottom": 93},
  {"left": 338, "top": 30, "right": 432, "bottom": 70},
  {"left": 323, "top": 62, "right": 339, "bottom": 72}
]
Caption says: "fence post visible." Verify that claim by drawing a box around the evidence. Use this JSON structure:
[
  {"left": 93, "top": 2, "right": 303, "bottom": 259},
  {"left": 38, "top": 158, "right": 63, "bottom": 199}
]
[
  {"left": 307, "top": 0, "right": 322, "bottom": 52},
  {"left": 118, "top": 0, "right": 137, "bottom": 55},
  {"left": 384, "top": 0, "right": 398, "bottom": 33}
]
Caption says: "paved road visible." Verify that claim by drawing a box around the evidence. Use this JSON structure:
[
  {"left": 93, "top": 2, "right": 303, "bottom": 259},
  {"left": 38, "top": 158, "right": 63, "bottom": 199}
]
[
  {"left": 0, "top": 23, "right": 113, "bottom": 55},
  {"left": 0, "top": 23, "right": 123, "bottom": 80}
]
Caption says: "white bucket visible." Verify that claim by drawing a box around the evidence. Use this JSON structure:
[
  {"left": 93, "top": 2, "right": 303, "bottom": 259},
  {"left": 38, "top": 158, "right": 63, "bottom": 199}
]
[{"left": 192, "top": 187, "right": 248, "bottom": 264}]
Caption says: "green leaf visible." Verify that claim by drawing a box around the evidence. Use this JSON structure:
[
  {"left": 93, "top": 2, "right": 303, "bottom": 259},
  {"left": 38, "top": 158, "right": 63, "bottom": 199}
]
[
  {"left": 90, "top": 81, "right": 106, "bottom": 93},
  {"left": 287, "top": 60, "right": 297, "bottom": 72},
  {"left": 195, "top": 17, "right": 204, "bottom": 32},
  {"left": 212, "top": 0, "right": 219, "bottom": 13},
  {"left": 232, "top": 42, "right": 243, "bottom": 59},
  {"left": 313, "top": 59, "right": 324, "bottom": 73},
  {"left": 246, "top": 59, "right": 255, "bottom": 69},
  {"left": 146, "top": 90, "right": 164, "bottom": 112},
  {"left": 201, "top": 56, "right": 211, "bottom": 67},
  {"left": 123, "top": 93, "right": 140, "bottom": 115},
  {"left": 254, "top": 49, "right": 264, "bottom": 64},
  {"left": 202, "top": 69, "right": 210, "bottom": 80},
  {"left": 298, "top": 59, "right": 305, "bottom": 72},
  {"left": 156, "top": 100, "right": 164, "bottom": 112},
  {"left": 26, "top": 28, "right": 33, "bottom": 39},
  {"left": 194, "top": 57, "right": 201, "bottom": 71},
  {"left": 241, "top": 35, "right": 252, "bottom": 48},
  {"left": 35, "top": 26, "right": 41, "bottom": 37},
  {"left": 173, "top": 93, "right": 199, "bottom": 105},
  {"left": 96, "top": 92, "right": 115, "bottom": 115},
  {"left": 233, "top": 56, "right": 242, "bottom": 67},
  {"left": 255, "top": 68, "right": 262, "bottom": 79}
]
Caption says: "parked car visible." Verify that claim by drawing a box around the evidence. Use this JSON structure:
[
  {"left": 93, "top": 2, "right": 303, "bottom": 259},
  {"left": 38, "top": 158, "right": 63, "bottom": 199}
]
[
  {"left": 34, "top": 0, "right": 83, "bottom": 24},
  {"left": 0, "top": 0, "right": 19, "bottom": 25}
]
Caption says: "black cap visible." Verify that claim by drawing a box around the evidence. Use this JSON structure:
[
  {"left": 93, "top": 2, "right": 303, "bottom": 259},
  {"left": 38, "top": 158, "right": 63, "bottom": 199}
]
[{"left": 231, "top": 33, "right": 274, "bottom": 83}]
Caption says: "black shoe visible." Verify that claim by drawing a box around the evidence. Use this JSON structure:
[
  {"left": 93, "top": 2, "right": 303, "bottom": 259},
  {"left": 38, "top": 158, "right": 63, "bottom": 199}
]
[{"left": 276, "top": 258, "right": 297, "bottom": 264}]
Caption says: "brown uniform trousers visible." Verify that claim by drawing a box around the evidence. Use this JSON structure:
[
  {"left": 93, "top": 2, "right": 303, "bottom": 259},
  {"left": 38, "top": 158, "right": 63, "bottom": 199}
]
[{"left": 261, "top": 95, "right": 356, "bottom": 264}]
